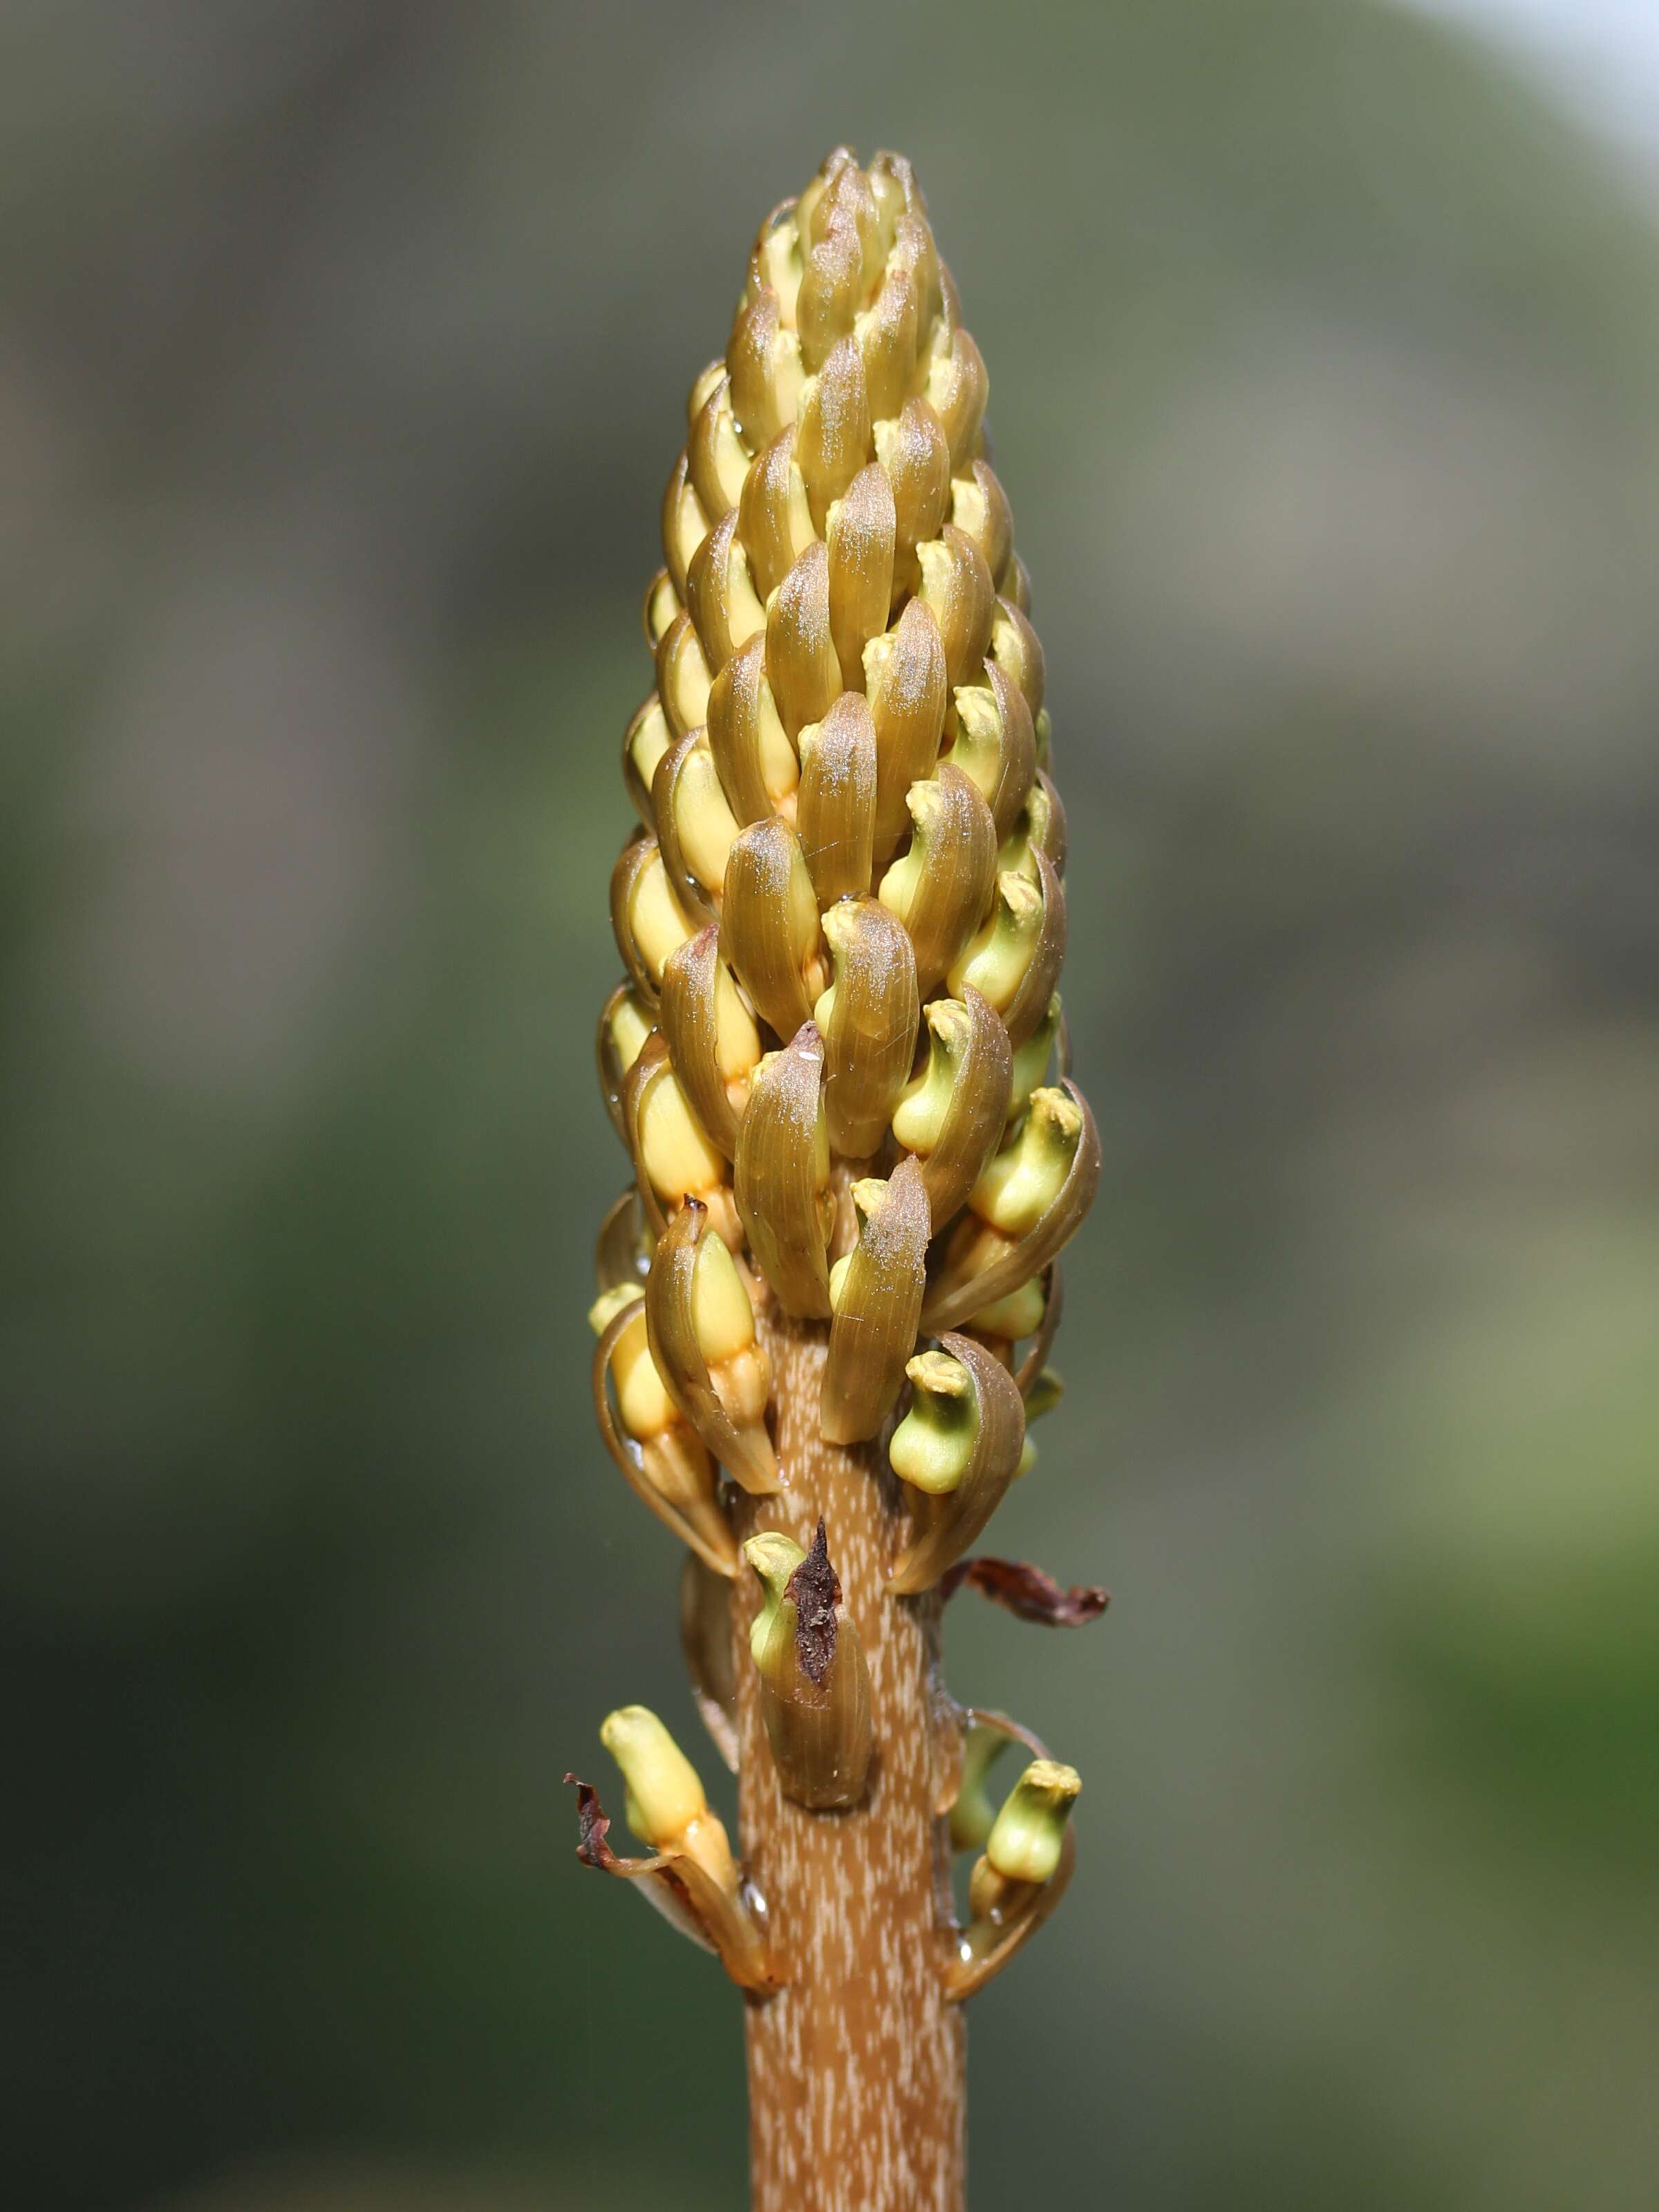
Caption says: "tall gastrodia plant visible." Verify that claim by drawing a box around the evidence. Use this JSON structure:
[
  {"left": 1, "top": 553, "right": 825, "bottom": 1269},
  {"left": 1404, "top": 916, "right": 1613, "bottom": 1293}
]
[{"left": 569, "top": 147, "right": 1106, "bottom": 2212}]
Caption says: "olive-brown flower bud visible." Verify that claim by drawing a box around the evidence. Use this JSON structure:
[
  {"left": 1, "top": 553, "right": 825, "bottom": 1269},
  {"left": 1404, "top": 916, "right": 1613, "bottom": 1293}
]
[
  {"left": 744, "top": 1524, "right": 872, "bottom": 1810},
  {"left": 734, "top": 1022, "right": 834, "bottom": 1320},
  {"left": 889, "top": 988, "right": 1012, "bottom": 1228},
  {"left": 687, "top": 376, "right": 751, "bottom": 523},
  {"left": 624, "top": 1031, "right": 740, "bottom": 1250},
  {"left": 643, "top": 569, "right": 678, "bottom": 650},
  {"left": 654, "top": 731, "right": 740, "bottom": 917},
  {"left": 813, "top": 899, "right": 920, "bottom": 1158},
  {"left": 597, "top": 980, "right": 654, "bottom": 1144},
  {"left": 721, "top": 816, "right": 827, "bottom": 1041},
  {"left": 610, "top": 834, "right": 696, "bottom": 998},
  {"left": 727, "top": 287, "right": 803, "bottom": 453},
  {"left": 738, "top": 427, "right": 815, "bottom": 602},
  {"left": 926, "top": 326, "right": 988, "bottom": 471},
  {"left": 659, "top": 925, "right": 761, "bottom": 1154},
  {"left": 865, "top": 597, "right": 948, "bottom": 859},
  {"left": 917, "top": 525, "right": 995, "bottom": 688},
  {"left": 646, "top": 1200, "right": 778, "bottom": 1493},
  {"left": 823, "top": 1156, "right": 930, "bottom": 1445},
  {"left": 796, "top": 693, "right": 877, "bottom": 907},
  {"left": 655, "top": 608, "right": 713, "bottom": 741},
  {"left": 796, "top": 335, "right": 872, "bottom": 532},
  {"left": 623, "top": 691, "right": 673, "bottom": 827},
  {"left": 874, "top": 398, "right": 951, "bottom": 573},
  {"left": 590, "top": 1286, "right": 735, "bottom": 1577},
  {"left": 946, "top": 850, "right": 1065, "bottom": 1049},
  {"left": 888, "top": 1333, "right": 1026, "bottom": 1593},
  {"left": 949, "top": 460, "right": 1013, "bottom": 592},
  {"left": 942, "top": 664, "right": 1035, "bottom": 843},
  {"left": 686, "top": 507, "right": 767, "bottom": 675},
  {"left": 767, "top": 541, "right": 841, "bottom": 740},
  {"left": 706, "top": 632, "right": 799, "bottom": 829},
  {"left": 825, "top": 463, "right": 897, "bottom": 688},
  {"left": 991, "top": 594, "right": 1045, "bottom": 718},
  {"left": 923, "top": 1081, "right": 1101, "bottom": 1333},
  {"left": 661, "top": 449, "right": 707, "bottom": 598},
  {"left": 876, "top": 764, "right": 998, "bottom": 993}
]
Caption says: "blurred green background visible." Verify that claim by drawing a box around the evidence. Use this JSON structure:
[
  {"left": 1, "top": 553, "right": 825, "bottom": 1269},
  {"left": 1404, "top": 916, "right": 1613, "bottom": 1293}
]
[{"left": 4, "top": 1, "right": 1657, "bottom": 2206}]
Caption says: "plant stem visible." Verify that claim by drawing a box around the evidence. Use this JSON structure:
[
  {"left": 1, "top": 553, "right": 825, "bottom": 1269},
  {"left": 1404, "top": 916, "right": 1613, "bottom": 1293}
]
[{"left": 731, "top": 1314, "right": 966, "bottom": 2212}]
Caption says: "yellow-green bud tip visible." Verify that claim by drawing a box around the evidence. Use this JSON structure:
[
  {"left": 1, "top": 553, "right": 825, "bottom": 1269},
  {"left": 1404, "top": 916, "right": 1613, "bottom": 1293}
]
[{"left": 984, "top": 1757, "right": 1081, "bottom": 1885}]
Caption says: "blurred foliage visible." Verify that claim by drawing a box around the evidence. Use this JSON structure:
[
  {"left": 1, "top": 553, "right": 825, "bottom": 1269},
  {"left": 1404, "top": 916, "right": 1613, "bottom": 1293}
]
[{"left": 2, "top": 1, "right": 1656, "bottom": 2208}]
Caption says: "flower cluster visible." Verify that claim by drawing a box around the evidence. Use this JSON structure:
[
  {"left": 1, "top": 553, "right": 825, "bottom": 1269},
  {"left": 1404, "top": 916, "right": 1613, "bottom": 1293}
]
[{"left": 572, "top": 147, "right": 1100, "bottom": 1998}]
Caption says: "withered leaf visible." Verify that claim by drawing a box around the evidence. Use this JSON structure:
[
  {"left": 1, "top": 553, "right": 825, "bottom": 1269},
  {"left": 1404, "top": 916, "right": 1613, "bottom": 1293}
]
[
  {"left": 939, "top": 1557, "right": 1109, "bottom": 1627},
  {"left": 786, "top": 1517, "right": 841, "bottom": 1685},
  {"left": 564, "top": 1772, "right": 620, "bottom": 1871}
]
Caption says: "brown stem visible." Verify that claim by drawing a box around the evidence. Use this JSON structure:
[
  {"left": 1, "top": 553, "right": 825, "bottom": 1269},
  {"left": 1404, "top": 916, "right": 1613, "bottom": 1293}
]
[{"left": 731, "top": 1313, "right": 966, "bottom": 2212}]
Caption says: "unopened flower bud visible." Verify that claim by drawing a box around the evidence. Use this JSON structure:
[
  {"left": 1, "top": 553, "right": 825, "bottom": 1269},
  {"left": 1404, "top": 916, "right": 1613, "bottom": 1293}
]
[
  {"left": 823, "top": 1158, "right": 930, "bottom": 1445},
  {"left": 597, "top": 981, "right": 655, "bottom": 1141},
  {"left": 971, "top": 1085, "right": 1085, "bottom": 1235},
  {"left": 825, "top": 462, "right": 897, "bottom": 689},
  {"left": 889, "top": 1351, "right": 978, "bottom": 1494},
  {"left": 797, "top": 693, "right": 877, "bottom": 907},
  {"left": 874, "top": 398, "right": 951, "bottom": 573},
  {"left": 612, "top": 836, "right": 696, "bottom": 995},
  {"left": 983, "top": 1758, "right": 1080, "bottom": 1887},
  {"left": 917, "top": 525, "right": 995, "bottom": 688},
  {"left": 814, "top": 899, "right": 919, "bottom": 1159},
  {"left": 926, "top": 327, "right": 988, "bottom": 471},
  {"left": 767, "top": 540, "right": 842, "bottom": 738},
  {"left": 735, "top": 1022, "right": 834, "bottom": 1319},
  {"left": 889, "top": 989, "right": 1012, "bottom": 1228},
  {"left": 877, "top": 765, "right": 998, "bottom": 993},
  {"left": 948, "top": 867, "right": 1056, "bottom": 1044},
  {"left": 656, "top": 610, "right": 713, "bottom": 740},
  {"left": 706, "top": 632, "right": 800, "bottom": 826},
  {"left": 948, "top": 460, "right": 1013, "bottom": 592},
  {"left": 923, "top": 1080, "right": 1100, "bottom": 1335},
  {"left": 642, "top": 570, "right": 678, "bottom": 650},
  {"left": 661, "top": 449, "right": 708, "bottom": 599},
  {"left": 646, "top": 1201, "right": 777, "bottom": 1493},
  {"left": 599, "top": 1704, "right": 739, "bottom": 1895},
  {"left": 737, "top": 428, "right": 815, "bottom": 602},
  {"left": 721, "top": 816, "right": 827, "bottom": 1040},
  {"left": 942, "top": 664, "right": 1035, "bottom": 841},
  {"left": 655, "top": 731, "right": 740, "bottom": 912},
  {"left": 743, "top": 1521, "right": 872, "bottom": 1809},
  {"left": 687, "top": 377, "right": 751, "bottom": 521},
  {"left": 990, "top": 596, "right": 1045, "bottom": 718},
  {"left": 659, "top": 926, "right": 760, "bottom": 1154},
  {"left": 865, "top": 597, "right": 948, "bottom": 858},
  {"left": 590, "top": 1284, "right": 733, "bottom": 1575},
  {"left": 888, "top": 1332, "right": 1026, "bottom": 1593},
  {"left": 630, "top": 1045, "right": 738, "bottom": 1247},
  {"left": 686, "top": 507, "right": 767, "bottom": 673},
  {"left": 624, "top": 692, "right": 673, "bottom": 825}
]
